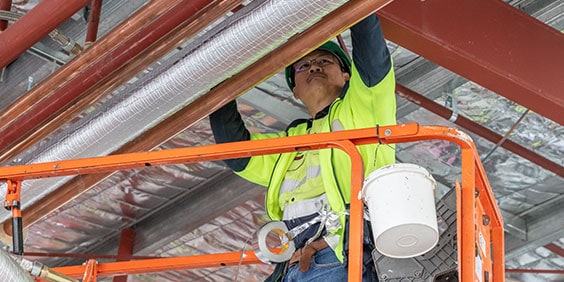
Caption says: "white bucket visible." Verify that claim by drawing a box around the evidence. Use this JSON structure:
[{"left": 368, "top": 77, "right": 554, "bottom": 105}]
[{"left": 361, "top": 163, "right": 439, "bottom": 258}]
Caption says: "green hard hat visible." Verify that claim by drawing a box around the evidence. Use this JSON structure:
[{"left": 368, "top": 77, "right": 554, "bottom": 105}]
[{"left": 285, "top": 40, "right": 352, "bottom": 90}]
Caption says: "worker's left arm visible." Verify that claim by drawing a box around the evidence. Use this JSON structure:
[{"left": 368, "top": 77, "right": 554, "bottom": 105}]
[
  {"left": 339, "top": 14, "right": 396, "bottom": 175},
  {"left": 351, "top": 14, "right": 392, "bottom": 88},
  {"left": 345, "top": 14, "right": 396, "bottom": 127}
]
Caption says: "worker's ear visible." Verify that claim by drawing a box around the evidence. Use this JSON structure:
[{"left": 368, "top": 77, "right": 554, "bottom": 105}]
[
  {"left": 293, "top": 88, "right": 300, "bottom": 100},
  {"left": 343, "top": 72, "right": 350, "bottom": 81}
]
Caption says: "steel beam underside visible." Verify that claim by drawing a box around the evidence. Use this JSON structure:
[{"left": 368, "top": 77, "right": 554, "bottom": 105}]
[{"left": 378, "top": 0, "right": 564, "bottom": 125}]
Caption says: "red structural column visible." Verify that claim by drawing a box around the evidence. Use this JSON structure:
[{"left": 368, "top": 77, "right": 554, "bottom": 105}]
[
  {"left": 0, "top": 0, "right": 91, "bottom": 68},
  {"left": 0, "top": 0, "right": 12, "bottom": 31},
  {"left": 378, "top": 0, "right": 564, "bottom": 125},
  {"left": 113, "top": 228, "right": 135, "bottom": 282},
  {"left": 85, "top": 0, "right": 103, "bottom": 44}
]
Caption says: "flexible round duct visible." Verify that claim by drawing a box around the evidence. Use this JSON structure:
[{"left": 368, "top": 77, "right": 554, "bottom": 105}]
[
  {"left": 0, "top": 0, "right": 348, "bottom": 221},
  {"left": 0, "top": 249, "right": 34, "bottom": 282}
]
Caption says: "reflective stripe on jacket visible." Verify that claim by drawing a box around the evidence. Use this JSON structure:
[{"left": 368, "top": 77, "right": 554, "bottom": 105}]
[{"left": 236, "top": 61, "right": 396, "bottom": 261}]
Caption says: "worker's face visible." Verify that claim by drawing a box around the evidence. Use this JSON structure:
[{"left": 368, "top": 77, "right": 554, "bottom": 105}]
[{"left": 292, "top": 50, "right": 350, "bottom": 102}]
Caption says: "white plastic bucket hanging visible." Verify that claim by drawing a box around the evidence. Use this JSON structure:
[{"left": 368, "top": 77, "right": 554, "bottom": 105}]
[{"left": 361, "top": 163, "right": 439, "bottom": 258}]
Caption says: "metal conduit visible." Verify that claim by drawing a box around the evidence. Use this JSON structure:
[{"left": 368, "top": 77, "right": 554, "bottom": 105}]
[{"left": 0, "top": 0, "right": 349, "bottom": 221}]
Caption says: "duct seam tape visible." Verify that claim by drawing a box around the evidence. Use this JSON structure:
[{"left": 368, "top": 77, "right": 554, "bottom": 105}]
[{"left": 254, "top": 221, "right": 295, "bottom": 263}]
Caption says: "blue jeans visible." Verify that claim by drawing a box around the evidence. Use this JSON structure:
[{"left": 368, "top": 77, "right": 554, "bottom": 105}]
[{"left": 282, "top": 248, "right": 378, "bottom": 282}]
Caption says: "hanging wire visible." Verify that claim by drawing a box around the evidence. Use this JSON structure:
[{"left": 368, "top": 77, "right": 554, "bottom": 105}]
[
  {"left": 234, "top": 232, "right": 254, "bottom": 282},
  {"left": 482, "top": 109, "right": 530, "bottom": 162}
]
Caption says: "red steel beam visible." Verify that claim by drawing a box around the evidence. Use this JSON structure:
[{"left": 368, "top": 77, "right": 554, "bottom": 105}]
[
  {"left": 378, "top": 0, "right": 564, "bottom": 125},
  {"left": 396, "top": 84, "right": 563, "bottom": 178},
  {"left": 505, "top": 269, "right": 564, "bottom": 274},
  {"left": 544, "top": 243, "right": 564, "bottom": 257},
  {"left": 0, "top": 0, "right": 91, "bottom": 68}
]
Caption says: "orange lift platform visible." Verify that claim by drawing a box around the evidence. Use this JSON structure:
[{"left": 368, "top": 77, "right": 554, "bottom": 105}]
[{"left": 0, "top": 124, "right": 504, "bottom": 282}]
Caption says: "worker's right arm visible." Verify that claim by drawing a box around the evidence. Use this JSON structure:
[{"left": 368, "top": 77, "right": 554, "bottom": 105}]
[
  {"left": 210, "top": 100, "right": 285, "bottom": 187},
  {"left": 209, "top": 100, "right": 250, "bottom": 172}
]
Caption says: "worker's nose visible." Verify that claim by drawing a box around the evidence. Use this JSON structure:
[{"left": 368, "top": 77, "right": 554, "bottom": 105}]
[{"left": 309, "top": 65, "right": 322, "bottom": 73}]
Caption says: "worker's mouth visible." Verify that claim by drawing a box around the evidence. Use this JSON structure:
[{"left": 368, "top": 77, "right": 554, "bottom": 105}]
[{"left": 307, "top": 73, "right": 326, "bottom": 83}]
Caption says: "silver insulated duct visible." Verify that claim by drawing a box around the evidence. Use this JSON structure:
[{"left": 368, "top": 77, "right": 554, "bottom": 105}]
[
  {"left": 0, "top": 0, "right": 348, "bottom": 220},
  {"left": 0, "top": 249, "right": 34, "bottom": 282}
]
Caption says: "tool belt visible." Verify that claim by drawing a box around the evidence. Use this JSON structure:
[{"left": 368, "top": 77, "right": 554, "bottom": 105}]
[{"left": 288, "top": 239, "right": 329, "bottom": 272}]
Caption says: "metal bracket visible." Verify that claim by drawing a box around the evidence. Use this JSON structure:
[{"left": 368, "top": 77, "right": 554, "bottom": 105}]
[
  {"left": 0, "top": 66, "right": 6, "bottom": 82},
  {"left": 444, "top": 93, "right": 459, "bottom": 122},
  {"left": 4, "top": 179, "right": 24, "bottom": 255}
]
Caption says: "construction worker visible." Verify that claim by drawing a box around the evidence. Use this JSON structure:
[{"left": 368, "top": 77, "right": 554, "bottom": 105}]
[{"left": 210, "top": 13, "right": 396, "bottom": 282}]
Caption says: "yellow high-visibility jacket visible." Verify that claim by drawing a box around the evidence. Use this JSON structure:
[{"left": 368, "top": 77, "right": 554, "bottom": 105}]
[{"left": 210, "top": 14, "right": 396, "bottom": 262}]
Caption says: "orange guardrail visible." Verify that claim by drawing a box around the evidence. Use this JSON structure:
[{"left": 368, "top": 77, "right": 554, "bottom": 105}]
[{"left": 0, "top": 124, "right": 504, "bottom": 281}]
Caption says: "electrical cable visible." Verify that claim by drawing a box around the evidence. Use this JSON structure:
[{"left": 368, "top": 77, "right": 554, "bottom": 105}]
[{"left": 233, "top": 233, "right": 253, "bottom": 282}]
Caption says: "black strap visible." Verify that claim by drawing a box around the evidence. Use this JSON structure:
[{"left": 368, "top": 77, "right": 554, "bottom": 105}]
[{"left": 264, "top": 261, "right": 289, "bottom": 282}]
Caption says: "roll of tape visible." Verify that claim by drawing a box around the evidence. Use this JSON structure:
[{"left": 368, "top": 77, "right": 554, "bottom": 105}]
[{"left": 254, "top": 221, "right": 295, "bottom": 263}]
